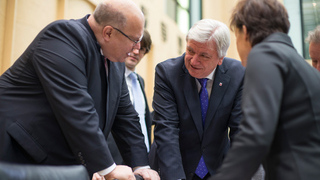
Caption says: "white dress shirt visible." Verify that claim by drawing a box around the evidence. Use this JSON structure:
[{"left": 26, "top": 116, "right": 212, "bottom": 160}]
[
  {"left": 125, "top": 68, "right": 149, "bottom": 152},
  {"left": 195, "top": 68, "right": 216, "bottom": 97}
]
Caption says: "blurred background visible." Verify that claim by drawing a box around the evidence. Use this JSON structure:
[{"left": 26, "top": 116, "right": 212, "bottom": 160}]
[{"left": 0, "top": 0, "right": 318, "bottom": 110}]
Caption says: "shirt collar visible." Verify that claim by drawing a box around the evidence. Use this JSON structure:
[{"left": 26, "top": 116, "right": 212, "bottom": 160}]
[
  {"left": 81, "top": 14, "right": 101, "bottom": 51},
  {"left": 204, "top": 68, "right": 216, "bottom": 80},
  {"left": 125, "top": 67, "right": 135, "bottom": 77}
]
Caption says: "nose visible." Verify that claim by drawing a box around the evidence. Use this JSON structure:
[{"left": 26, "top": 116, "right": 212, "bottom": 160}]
[
  {"left": 190, "top": 55, "right": 201, "bottom": 65},
  {"left": 131, "top": 48, "right": 140, "bottom": 55}
]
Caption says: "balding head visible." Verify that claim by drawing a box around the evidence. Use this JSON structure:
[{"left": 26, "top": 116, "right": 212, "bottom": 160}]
[
  {"left": 88, "top": 0, "right": 145, "bottom": 63},
  {"left": 93, "top": 0, "right": 144, "bottom": 29}
]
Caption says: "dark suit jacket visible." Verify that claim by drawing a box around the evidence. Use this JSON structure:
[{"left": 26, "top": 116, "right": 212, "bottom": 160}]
[
  {"left": 210, "top": 33, "right": 320, "bottom": 180},
  {"left": 0, "top": 15, "right": 148, "bottom": 176},
  {"left": 151, "top": 54, "right": 245, "bottom": 180},
  {"left": 108, "top": 73, "right": 152, "bottom": 165}
]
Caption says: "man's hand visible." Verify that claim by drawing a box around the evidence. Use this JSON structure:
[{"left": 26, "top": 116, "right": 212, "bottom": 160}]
[
  {"left": 92, "top": 172, "right": 105, "bottom": 180},
  {"left": 134, "top": 168, "right": 160, "bottom": 180},
  {"left": 104, "top": 165, "right": 135, "bottom": 180}
]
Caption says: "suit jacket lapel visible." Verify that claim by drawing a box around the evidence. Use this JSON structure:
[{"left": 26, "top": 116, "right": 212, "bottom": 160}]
[
  {"left": 182, "top": 66, "right": 203, "bottom": 138},
  {"left": 204, "top": 65, "right": 230, "bottom": 132},
  {"left": 103, "top": 60, "right": 121, "bottom": 135},
  {"left": 99, "top": 56, "right": 107, "bottom": 130}
]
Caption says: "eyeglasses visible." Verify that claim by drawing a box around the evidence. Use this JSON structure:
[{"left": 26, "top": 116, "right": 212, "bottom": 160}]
[{"left": 113, "top": 27, "right": 143, "bottom": 47}]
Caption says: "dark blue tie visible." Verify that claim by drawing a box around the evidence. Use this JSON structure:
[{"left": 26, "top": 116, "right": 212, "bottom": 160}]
[
  {"left": 198, "top": 78, "right": 208, "bottom": 127},
  {"left": 195, "top": 78, "right": 209, "bottom": 179}
]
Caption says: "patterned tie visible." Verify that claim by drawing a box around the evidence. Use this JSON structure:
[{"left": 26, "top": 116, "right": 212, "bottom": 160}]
[
  {"left": 195, "top": 78, "right": 209, "bottom": 179},
  {"left": 129, "top": 72, "right": 150, "bottom": 151},
  {"left": 198, "top": 78, "right": 209, "bottom": 127}
]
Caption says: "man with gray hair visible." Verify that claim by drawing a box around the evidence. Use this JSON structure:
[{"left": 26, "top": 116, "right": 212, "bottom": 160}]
[
  {"left": 149, "top": 19, "right": 245, "bottom": 180},
  {"left": 306, "top": 25, "right": 320, "bottom": 71}
]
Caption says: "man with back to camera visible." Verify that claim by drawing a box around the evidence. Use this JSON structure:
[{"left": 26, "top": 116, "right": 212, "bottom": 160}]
[
  {"left": 306, "top": 25, "right": 320, "bottom": 71},
  {"left": 0, "top": 0, "right": 159, "bottom": 179},
  {"left": 149, "top": 19, "right": 245, "bottom": 180},
  {"left": 108, "top": 29, "right": 153, "bottom": 165}
]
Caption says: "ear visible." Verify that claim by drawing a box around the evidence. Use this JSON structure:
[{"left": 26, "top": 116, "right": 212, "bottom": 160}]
[
  {"left": 217, "top": 57, "right": 224, "bottom": 66},
  {"left": 102, "top": 26, "right": 113, "bottom": 41},
  {"left": 242, "top": 25, "right": 249, "bottom": 40}
]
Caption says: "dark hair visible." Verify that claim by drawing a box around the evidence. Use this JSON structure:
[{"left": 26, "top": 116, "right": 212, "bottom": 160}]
[
  {"left": 230, "top": 0, "right": 290, "bottom": 47},
  {"left": 140, "top": 29, "right": 152, "bottom": 54}
]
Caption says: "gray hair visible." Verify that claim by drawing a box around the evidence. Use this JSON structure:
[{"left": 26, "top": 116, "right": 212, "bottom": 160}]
[
  {"left": 93, "top": 2, "right": 126, "bottom": 28},
  {"left": 186, "top": 19, "right": 230, "bottom": 58},
  {"left": 306, "top": 25, "right": 320, "bottom": 44}
]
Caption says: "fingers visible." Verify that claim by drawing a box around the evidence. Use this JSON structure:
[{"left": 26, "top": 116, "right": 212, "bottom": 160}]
[
  {"left": 134, "top": 168, "right": 160, "bottom": 180},
  {"left": 92, "top": 173, "right": 105, "bottom": 180},
  {"left": 104, "top": 165, "right": 135, "bottom": 180},
  {"left": 96, "top": 166, "right": 159, "bottom": 180}
]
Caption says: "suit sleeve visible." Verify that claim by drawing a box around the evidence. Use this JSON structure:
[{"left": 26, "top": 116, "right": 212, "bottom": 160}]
[
  {"left": 152, "top": 63, "right": 186, "bottom": 180},
  {"left": 211, "top": 46, "right": 285, "bottom": 180}
]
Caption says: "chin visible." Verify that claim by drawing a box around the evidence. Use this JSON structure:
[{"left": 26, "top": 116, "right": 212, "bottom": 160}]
[{"left": 189, "top": 71, "right": 200, "bottom": 79}]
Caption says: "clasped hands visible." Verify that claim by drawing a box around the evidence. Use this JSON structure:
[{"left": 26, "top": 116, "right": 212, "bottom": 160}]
[{"left": 93, "top": 165, "right": 160, "bottom": 180}]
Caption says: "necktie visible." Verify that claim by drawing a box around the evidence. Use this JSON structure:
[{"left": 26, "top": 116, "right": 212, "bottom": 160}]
[
  {"left": 195, "top": 78, "right": 209, "bottom": 179},
  {"left": 129, "top": 72, "right": 150, "bottom": 151},
  {"left": 198, "top": 78, "right": 209, "bottom": 127}
]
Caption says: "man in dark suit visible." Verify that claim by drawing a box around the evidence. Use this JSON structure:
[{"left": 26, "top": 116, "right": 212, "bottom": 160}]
[
  {"left": 210, "top": 0, "right": 320, "bottom": 180},
  {"left": 108, "top": 29, "right": 153, "bottom": 164},
  {"left": 150, "top": 19, "right": 245, "bottom": 180},
  {"left": 0, "top": 0, "right": 159, "bottom": 180}
]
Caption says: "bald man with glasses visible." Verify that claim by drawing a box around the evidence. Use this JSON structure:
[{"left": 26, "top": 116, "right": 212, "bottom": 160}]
[{"left": 0, "top": 0, "right": 159, "bottom": 180}]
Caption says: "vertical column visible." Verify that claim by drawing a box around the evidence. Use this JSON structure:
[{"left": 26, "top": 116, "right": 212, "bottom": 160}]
[
  {"left": 145, "top": 45, "right": 154, "bottom": 142},
  {"left": 1, "top": 0, "right": 17, "bottom": 74},
  {"left": 57, "top": 0, "right": 66, "bottom": 20}
]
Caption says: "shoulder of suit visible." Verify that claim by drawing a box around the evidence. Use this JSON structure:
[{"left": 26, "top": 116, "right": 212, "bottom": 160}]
[
  {"left": 158, "top": 54, "right": 184, "bottom": 68},
  {"left": 136, "top": 73, "right": 144, "bottom": 80},
  {"left": 220, "top": 57, "right": 245, "bottom": 73},
  {"left": 222, "top": 57, "right": 243, "bottom": 67}
]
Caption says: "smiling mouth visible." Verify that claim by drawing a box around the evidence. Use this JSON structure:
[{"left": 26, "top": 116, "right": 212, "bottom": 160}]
[{"left": 191, "top": 65, "right": 201, "bottom": 70}]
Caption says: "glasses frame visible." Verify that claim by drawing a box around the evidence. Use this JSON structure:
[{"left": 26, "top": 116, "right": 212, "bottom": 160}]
[{"left": 113, "top": 27, "right": 143, "bottom": 46}]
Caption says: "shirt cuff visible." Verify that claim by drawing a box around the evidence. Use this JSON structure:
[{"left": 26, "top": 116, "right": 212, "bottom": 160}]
[
  {"left": 97, "top": 163, "right": 116, "bottom": 176},
  {"left": 133, "top": 165, "right": 151, "bottom": 171}
]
